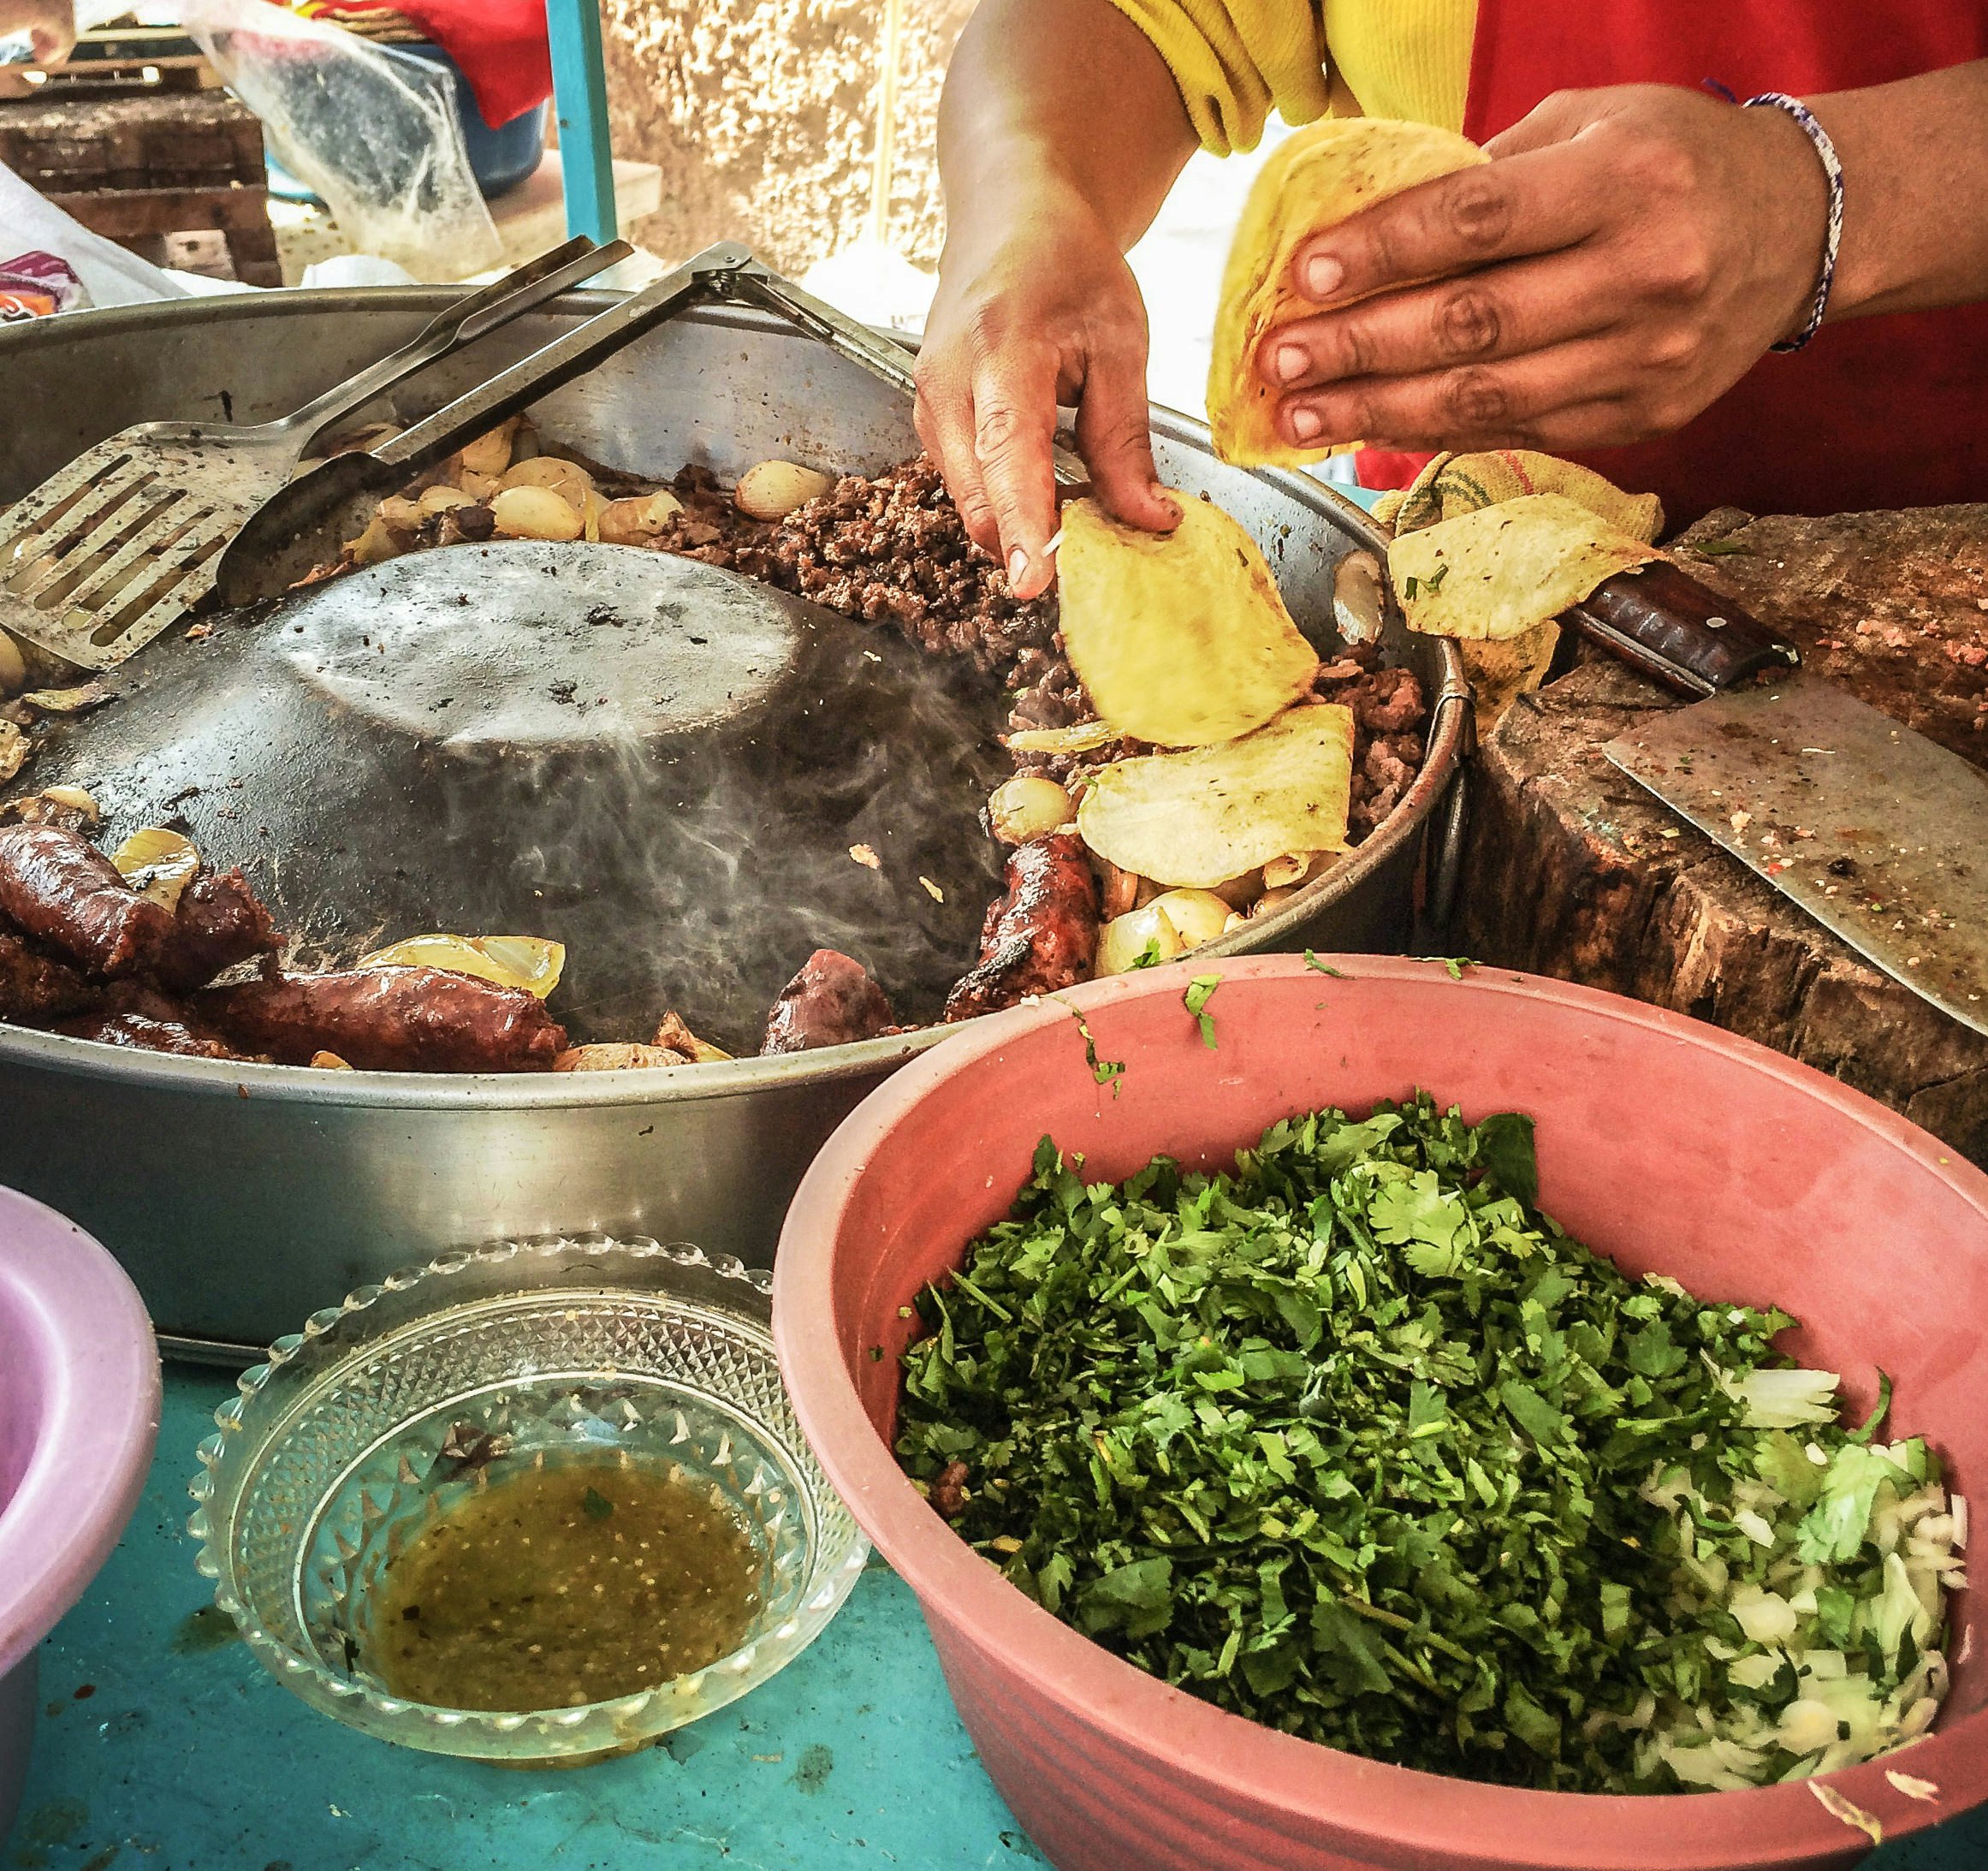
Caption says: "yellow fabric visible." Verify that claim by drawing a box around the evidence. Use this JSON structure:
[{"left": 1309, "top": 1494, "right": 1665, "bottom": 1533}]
[
  {"left": 1372, "top": 449, "right": 1666, "bottom": 543},
  {"left": 1109, "top": 0, "right": 1477, "bottom": 154}
]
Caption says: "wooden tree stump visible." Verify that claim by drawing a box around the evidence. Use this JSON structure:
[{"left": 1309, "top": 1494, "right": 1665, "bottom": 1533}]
[{"left": 1456, "top": 502, "right": 1988, "bottom": 1164}]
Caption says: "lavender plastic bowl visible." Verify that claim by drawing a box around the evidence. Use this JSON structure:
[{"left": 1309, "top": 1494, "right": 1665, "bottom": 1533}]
[{"left": 0, "top": 1187, "right": 161, "bottom": 1838}]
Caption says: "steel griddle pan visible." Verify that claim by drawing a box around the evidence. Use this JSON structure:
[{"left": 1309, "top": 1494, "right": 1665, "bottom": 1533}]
[
  {"left": 26, "top": 540, "right": 1008, "bottom": 1049},
  {"left": 0, "top": 287, "right": 1465, "bottom": 1354}
]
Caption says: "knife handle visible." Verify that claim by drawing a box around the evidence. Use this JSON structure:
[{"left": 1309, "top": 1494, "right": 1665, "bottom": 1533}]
[{"left": 1564, "top": 560, "right": 1801, "bottom": 698}]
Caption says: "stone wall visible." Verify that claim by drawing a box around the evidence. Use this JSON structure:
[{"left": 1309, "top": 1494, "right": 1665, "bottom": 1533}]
[{"left": 599, "top": 0, "right": 975, "bottom": 274}]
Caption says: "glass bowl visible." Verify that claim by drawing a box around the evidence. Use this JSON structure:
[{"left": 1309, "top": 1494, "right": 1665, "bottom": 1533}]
[{"left": 187, "top": 1236, "right": 867, "bottom": 1763}]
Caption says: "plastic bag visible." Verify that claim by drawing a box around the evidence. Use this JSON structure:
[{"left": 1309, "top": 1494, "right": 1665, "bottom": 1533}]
[
  {"left": 0, "top": 249, "right": 88, "bottom": 320},
  {"left": 0, "top": 157, "right": 193, "bottom": 306},
  {"left": 180, "top": 0, "right": 500, "bottom": 283}
]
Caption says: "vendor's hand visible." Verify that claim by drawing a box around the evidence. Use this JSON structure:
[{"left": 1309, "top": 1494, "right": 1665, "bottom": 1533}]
[
  {"left": 0, "top": 0, "right": 75, "bottom": 63},
  {"left": 1258, "top": 85, "right": 1831, "bottom": 455},
  {"left": 916, "top": 185, "right": 1179, "bottom": 602}
]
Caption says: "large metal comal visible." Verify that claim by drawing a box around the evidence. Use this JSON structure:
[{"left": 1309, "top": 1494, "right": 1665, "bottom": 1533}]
[{"left": 0, "top": 286, "right": 1467, "bottom": 1358}]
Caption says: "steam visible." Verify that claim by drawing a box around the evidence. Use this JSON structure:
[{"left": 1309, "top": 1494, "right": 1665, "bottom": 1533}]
[{"left": 425, "top": 605, "right": 1008, "bottom": 1051}]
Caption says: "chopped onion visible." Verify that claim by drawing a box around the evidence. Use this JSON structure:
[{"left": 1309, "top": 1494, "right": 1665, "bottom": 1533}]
[
  {"left": 1730, "top": 1584, "right": 1799, "bottom": 1646},
  {"left": 1730, "top": 1367, "right": 1842, "bottom": 1428}
]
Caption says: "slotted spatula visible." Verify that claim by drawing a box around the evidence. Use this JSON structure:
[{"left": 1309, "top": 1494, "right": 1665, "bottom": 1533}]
[{"left": 0, "top": 234, "right": 632, "bottom": 671}]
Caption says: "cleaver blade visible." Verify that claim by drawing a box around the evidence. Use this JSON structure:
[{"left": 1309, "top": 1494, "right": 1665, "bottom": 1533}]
[{"left": 1603, "top": 676, "right": 1988, "bottom": 1038}]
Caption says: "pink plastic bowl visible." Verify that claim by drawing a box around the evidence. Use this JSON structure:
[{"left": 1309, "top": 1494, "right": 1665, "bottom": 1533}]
[
  {"left": 0, "top": 1186, "right": 161, "bottom": 1837},
  {"left": 774, "top": 956, "right": 1988, "bottom": 1871}
]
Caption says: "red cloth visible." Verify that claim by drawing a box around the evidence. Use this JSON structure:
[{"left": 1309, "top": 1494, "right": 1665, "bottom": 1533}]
[
  {"left": 1356, "top": 3, "right": 1988, "bottom": 525},
  {"left": 318, "top": 0, "right": 551, "bottom": 129}
]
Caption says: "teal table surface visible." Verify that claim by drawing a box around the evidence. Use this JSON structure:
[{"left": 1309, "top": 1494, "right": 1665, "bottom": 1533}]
[{"left": 9, "top": 1369, "right": 1985, "bottom": 1871}]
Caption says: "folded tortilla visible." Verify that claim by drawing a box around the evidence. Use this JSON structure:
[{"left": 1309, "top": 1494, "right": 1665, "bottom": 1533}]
[
  {"left": 1388, "top": 494, "right": 1664, "bottom": 641},
  {"left": 1208, "top": 117, "right": 1488, "bottom": 466}
]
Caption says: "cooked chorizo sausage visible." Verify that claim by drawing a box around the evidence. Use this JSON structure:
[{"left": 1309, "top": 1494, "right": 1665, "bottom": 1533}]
[
  {"left": 197, "top": 965, "right": 567, "bottom": 1072},
  {"left": 760, "top": 948, "right": 896, "bottom": 1054},
  {"left": 152, "top": 866, "right": 282, "bottom": 992},
  {"left": 942, "top": 832, "right": 1100, "bottom": 1020},
  {"left": 0, "top": 824, "right": 175, "bottom": 977}
]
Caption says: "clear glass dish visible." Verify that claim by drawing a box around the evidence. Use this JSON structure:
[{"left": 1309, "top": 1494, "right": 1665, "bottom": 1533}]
[{"left": 187, "top": 1236, "right": 867, "bottom": 1763}]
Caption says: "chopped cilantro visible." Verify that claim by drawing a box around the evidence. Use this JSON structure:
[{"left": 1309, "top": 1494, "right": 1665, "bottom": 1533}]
[
  {"left": 581, "top": 1487, "right": 614, "bottom": 1521},
  {"left": 1184, "top": 974, "right": 1220, "bottom": 1049},
  {"left": 1130, "top": 937, "right": 1166, "bottom": 971},
  {"left": 895, "top": 1096, "right": 1948, "bottom": 1794},
  {"left": 1054, "top": 997, "right": 1125, "bottom": 1094},
  {"left": 1303, "top": 949, "right": 1347, "bottom": 978}
]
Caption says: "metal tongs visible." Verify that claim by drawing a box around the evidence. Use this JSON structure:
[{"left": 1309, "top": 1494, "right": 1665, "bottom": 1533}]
[
  {"left": 216, "top": 242, "right": 1085, "bottom": 605},
  {"left": 0, "top": 235, "right": 635, "bottom": 668}
]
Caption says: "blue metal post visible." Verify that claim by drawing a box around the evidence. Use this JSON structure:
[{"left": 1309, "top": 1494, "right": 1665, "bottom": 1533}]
[{"left": 545, "top": 0, "right": 618, "bottom": 244}]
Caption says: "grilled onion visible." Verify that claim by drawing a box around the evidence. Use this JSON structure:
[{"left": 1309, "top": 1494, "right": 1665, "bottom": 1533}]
[
  {"left": 499, "top": 456, "right": 594, "bottom": 506},
  {"left": 736, "top": 460, "right": 834, "bottom": 520},
  {"left": 111, "top": 826, "right": 200, "bottom": 912},
  {"left": 357, "top": 934, "right": 565, "bottom": 998},
  {"left": 491, "top": 486, "right": 585, "bottom": 543},
  {"left": 457, "top": 418, "right": 519, "bottom": 478},
  {"left": 1096, "top": 889, "right": 1232, "bottom": 975},
  {"left": 988, "top": 775, "right": 1074, "bottom": 845},
  {"left": 555, "top": 1043, "right": 684, "bottom": 1072}
]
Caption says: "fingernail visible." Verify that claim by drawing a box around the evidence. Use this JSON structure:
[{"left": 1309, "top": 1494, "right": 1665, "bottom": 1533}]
[
  {"left": 1007, "top": 547, "right": 1029, "bottom": 586},
  {"left": 1150, "top": 484, "right": 1181, "bottom": 522},
  {"left": 1289, "top": 405, "right": 1323, "bottom": 443},
  {"left": 1273, "top": 342, "right": 1309, "bottom": 385},
  {"left": 1304, "top": 254, "right": 1344, "bottom": 300}
]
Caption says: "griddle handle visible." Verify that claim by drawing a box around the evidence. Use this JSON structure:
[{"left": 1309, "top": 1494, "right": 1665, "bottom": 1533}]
[{"left": 1564, "top": 561, "right": 1801, "bottom": 698}]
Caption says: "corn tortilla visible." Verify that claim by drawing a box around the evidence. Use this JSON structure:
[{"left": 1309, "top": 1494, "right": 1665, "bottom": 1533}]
[
  {"left": 1389, "top": 494, "right": 1663, "bottom": 641},
  {"left": 1077, "top": 705, "right": 1354, "bottom": 888},
  {"left": 1059, "top": 493, "right": 1318, "bottom": 747},
  {"left": 1208, "top": 118, "right": 1488, "bottom": 466}
]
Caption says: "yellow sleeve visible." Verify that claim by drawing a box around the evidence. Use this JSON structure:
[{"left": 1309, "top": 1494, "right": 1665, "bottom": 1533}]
[
  {"left": 1107, "top": 0, "right": 1332, "bottom": 157},
  {"left": 1107, "top": 0, "right": 1477, "bottom": 154}
]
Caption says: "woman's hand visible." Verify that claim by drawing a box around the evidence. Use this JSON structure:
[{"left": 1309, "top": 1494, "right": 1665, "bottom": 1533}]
[
  {"left": 916, "top": 185, "right": 1180, "bottom": 602},
  {"left": 919, "top": 0, "right": 1196, "bottom": 601},
  {"left": 1256, "top": 84, "right": 1831, "bottom": 455},
  {"left": 0, "top": 0, "right": 76, "bottom": 64}
]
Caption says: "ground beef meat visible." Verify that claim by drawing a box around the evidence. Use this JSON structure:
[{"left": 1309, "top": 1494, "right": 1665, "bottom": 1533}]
[
  {"left": 931, "top": 1461, "right": 970, "bottom": 1519},
  {"left": 1350, "top": 664, "right": 1427, "bottom": 734},
  {"left": 436, "top": 503, "right": 496, "bottom": 547},
  {"left": 646, "top": 456, "right": 1058, "bottom": 686},
  {"left": 1006, "top": 647, "right": 1088, "bottom": 735},
  {"left": 1314, "top": 648, "right": 1430, "bottom": 841}
]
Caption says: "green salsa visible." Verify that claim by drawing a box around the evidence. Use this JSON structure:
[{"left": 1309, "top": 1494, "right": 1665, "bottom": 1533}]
[{"left": 368, "top": 1456, "right": 763, "bottom": 1712}]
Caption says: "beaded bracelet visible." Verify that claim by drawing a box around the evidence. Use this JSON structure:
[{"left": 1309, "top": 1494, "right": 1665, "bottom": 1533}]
[{"left": 1742, "top": 92, "right": 1845, "bottom": 353}]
